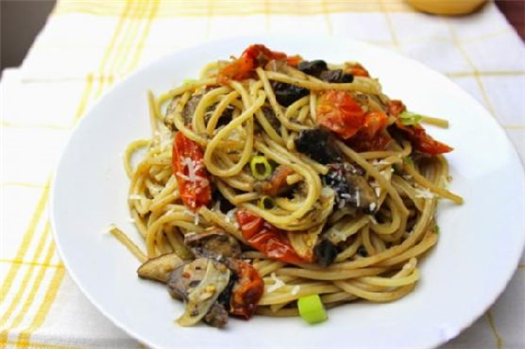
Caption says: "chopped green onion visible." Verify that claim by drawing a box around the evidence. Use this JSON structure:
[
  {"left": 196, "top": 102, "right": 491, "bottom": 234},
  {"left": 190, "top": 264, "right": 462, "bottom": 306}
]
[
  {"left": 435, "top": 224, "right": 440, "bottom": 234},
  {"left": 297, "top": 294, "right": 327, "bottom": 325},
  {"left": 250, "top": 155, "right": 272, "bottom": 180},
  {"left": 182, "top": 78, "right": 197, "bottom": 85},
  {"left": 258, "top": 196, "right": 275, "bottom": 210},
  {"left": 399, "top": 111, "right": 423, "bottom": 126}
]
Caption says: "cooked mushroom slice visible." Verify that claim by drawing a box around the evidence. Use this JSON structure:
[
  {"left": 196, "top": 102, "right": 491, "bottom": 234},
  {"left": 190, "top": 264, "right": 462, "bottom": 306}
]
[
  {"left": 168, "top": 258, "right": 231, "bottom": 327},
  {"left": 322, "top": 163, "right": 378, "bottom": 214},
  {"left": 345, "top": 174, "right": 378, "bottom": 214},
  {"left": 295, "top": 128, "right": 343, "bottom": 164},
  {"left": 137, "top": 253, "right": 185, "bottom": 283},
  {"left": 297, "top": 60, "right": 328, "bottom": 77},
  {"left": 182, "top": 94, "right": 203, "bottom": 124},
  {"left": 314, "top": 239, "right": 339, "bottom": 267},
  {"left": 262, "top": 106, "right": 281, "bottom": 132},
  {"left": 164, "top": 94, "right": 204, "bottom": 128},
  {"left": 184, "top": 228, "right": 242, "bottom": 260},
  {"left": 167, "top": 258, "right": 207, "bottom": 300},
  {"left": 203, "top": 303, "right": 229, "bottom": 328},
  {"left": 201, "top": 271, "right": 236, "bottom": 327},
  {"left": 271, "top": 81, "right": 309, "bottom": 107},
  {"left": 319, "top": 69, "right": 354, "bottom": 83},
  {"left": 164, "top": 97, "right": 179, "bottom": 130}
]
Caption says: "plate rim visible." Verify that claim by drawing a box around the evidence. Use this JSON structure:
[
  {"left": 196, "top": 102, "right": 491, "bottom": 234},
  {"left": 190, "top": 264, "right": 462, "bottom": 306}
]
[{"left": 50, "top": 34, "right": 525, "bottom": 349}]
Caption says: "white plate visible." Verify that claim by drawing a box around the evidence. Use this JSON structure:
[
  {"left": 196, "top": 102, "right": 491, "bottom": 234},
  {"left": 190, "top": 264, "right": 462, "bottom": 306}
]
[{"left": 51, "top": 35, "right": 525, "bottom": 348}]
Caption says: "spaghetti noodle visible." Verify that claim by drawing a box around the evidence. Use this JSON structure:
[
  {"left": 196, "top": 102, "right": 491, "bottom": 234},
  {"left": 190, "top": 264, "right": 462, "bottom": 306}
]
[{"left": 113, "top": 45, "right": 462, "bottom": 327}]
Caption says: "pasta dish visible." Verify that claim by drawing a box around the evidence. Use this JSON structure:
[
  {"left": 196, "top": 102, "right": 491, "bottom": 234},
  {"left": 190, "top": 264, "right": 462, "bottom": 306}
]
[{"left": 111, "top": 45, "right": 463, "bottom": 328}]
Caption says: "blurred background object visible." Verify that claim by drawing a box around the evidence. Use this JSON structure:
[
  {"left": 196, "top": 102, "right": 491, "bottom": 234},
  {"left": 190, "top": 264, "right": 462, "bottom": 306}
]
[
  {"left": 497, "top": 0, "right": 525, "bottom": 39},
  {"left": 405, "top": 0, "right": 487, "bottom": 15},
  {"left": 1, "top": 0, "right": 55, "bottom": 71}
]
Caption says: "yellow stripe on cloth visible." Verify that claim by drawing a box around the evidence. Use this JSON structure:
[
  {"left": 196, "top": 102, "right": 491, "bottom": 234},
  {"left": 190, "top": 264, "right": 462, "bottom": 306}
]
[
  {"left": 486, "top": 310, "right": 503, "bottom": 349},
  {"left": 93, "top": 0, "right": 157, "bottom": 94},
  {"left": 445, "top": 20, "right": 498, "bottom": 118},
  {"left": 72, "top": 74, "right": 95, "bottom": 122},
  {"left": 106, "top": 0, "right": 147, "bottom": 85},
  {"left": 205, "top": 0, "right": 214, "bottom": 38},
  {"left": 0, "top": 227, "right": 56, "bottom": 345},
  {"left": 263, "top": 0, "right": 270, "bottom": 31},
  {"left": 378, "top": 0, "right": 401, "bottom": 50},
  {"left": 52, "top": 0, "right": 414, "bottom": 17},
  {"left": 0, "top": 339, "right": 81, "bottom": 349},
  {"left": 0, "top": 182, "right": 51, "bottom": 303},
  {"left": 94, "top": 0, "right": 136, "bottom": 97},
  {"left": 52, "top": 0, "right": 125, "bottom": 16},
  {"left": 322, "top": 0, "right": 333, "bottom": 34},
  {"left": 96, "top": 0, "right": 158, "bottom": 97},
  {"left": 15, "top": 267, "right": 66, "bottom": 348},
  {"left": 0, "top": 259, "right": 64, "bottom": 270},
  {"left": 120, "top": 0, "right": 160, "bottom": 74},
  {"left": 447, "top": 70, "right": 525, "bottom": 78},
  {"left": 0, "top": 224, "right": 51, "bottom": 333},
  {"left": 0, "top": 120, "right": 72, "bottom": 131}
]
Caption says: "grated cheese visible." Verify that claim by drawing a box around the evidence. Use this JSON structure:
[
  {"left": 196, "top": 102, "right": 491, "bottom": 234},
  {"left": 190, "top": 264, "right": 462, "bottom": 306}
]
[
  {"left": 321, "top": 187, "right": 334, "bottom": 198},
  {"left": 291, "top": 285, "right": 301, "bottom": 295},
  {"left": 371, "top": 159, "right": 389, "bottom": 166},
  {"left": 370, "top": 181, "right": 381, "bottom": 198},
  {"left": 225, "top": 209, "right": 236, "bottom": 223},
  {"left": 177, "top": 157, "right": 208, "bottom": 186},
  {"left": 194, "top": 213, "right": 200, "bottom": 226},
  {"left": 181, "top": 157, "right": 199, "bottom": 182},
  {"left": 176, "top": 172, "right": 191, "bottom": 181},
  {"left": 415, "top": 188, "right": 434, "bottom": 199},
  {"left": 330, "top": 229, "right": 347, "bottom": 242},
  {"left": 158, "top": 129, "right": 173, "bottom": 150},
  {"left": 267, "top": 273, "right": 285, "bottom": 293},
  {"left": 379, "top": 168, "right": 394, "bottom": 181}
]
